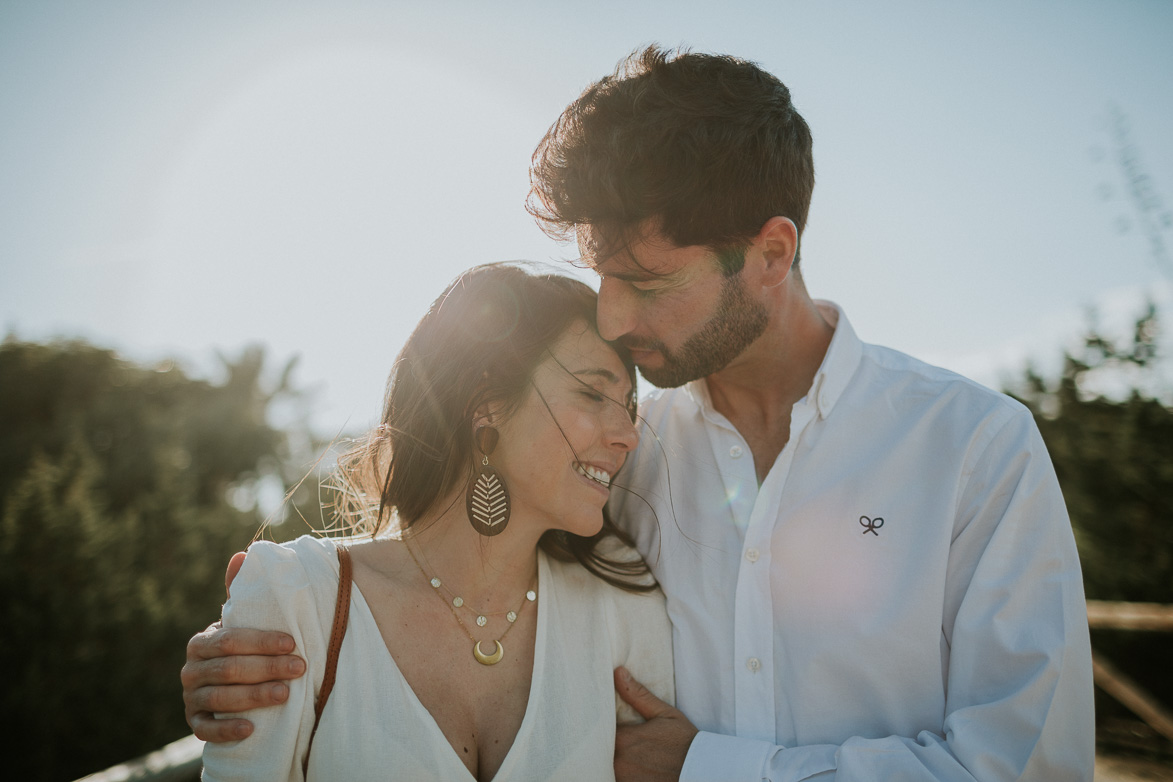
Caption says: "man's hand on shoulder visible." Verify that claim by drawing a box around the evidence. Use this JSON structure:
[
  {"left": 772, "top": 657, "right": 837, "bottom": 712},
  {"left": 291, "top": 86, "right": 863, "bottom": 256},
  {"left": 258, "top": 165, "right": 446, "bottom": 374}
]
[
  {"left": 180, "top": 551, "right": 306, "bottom": 743},
  {"left": 614, "top": 666, "right": 698, "bottom": 782}
]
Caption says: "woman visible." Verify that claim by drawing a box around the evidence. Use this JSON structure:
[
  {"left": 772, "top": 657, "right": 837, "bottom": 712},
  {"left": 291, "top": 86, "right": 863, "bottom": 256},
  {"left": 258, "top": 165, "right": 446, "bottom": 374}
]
[{"left": 201, "top": 263, "right": 674, "bottom": 781}]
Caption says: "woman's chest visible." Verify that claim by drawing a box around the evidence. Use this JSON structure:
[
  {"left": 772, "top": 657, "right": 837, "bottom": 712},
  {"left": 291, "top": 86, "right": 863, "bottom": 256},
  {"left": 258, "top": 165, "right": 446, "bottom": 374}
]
[
  {"left": 312, "top": 573, "right": 620, "bottom": 780},
  {"left": 368, "top": 592, "right": 538, "bottom": 779}
]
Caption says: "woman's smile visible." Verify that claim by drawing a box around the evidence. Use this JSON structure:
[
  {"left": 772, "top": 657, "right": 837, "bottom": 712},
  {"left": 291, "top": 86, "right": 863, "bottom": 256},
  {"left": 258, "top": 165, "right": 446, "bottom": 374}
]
[{"left": 574, "top": 461, "right": 615, "bottom": 497}]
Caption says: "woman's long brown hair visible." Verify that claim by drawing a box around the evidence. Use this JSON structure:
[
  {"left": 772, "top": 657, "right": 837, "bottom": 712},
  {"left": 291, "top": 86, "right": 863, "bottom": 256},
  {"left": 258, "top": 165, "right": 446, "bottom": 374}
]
[{"left": 330, "top": 263, "right": 654, "bottom": 592}]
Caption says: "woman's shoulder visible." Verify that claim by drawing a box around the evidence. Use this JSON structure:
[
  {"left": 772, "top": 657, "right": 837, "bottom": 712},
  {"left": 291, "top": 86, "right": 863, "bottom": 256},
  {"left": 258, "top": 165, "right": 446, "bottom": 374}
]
[
  {"left": 541, "top": 539, "right": 675, "bottom": 712},
  {"left": 247, "top": 533, "right": 339, "bottom": 559},
  {"left": 242, "top": 534, "right": 341, "bottom": 584},
  {"left": 543, "top": 536, "right": 664, "bottom": 610},
  {"left": 225, "top": 534, "right": 353, "bottom": 622}
]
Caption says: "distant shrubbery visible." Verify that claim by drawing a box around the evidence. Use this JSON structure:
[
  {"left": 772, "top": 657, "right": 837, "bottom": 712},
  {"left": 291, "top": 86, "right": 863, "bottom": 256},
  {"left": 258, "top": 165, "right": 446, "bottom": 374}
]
[
  {"left": 1009, "top": 305, "right": 1173, "bottom": 754},
  {"left": 0, "top": 339, "right": 317, "bottom": 782}
]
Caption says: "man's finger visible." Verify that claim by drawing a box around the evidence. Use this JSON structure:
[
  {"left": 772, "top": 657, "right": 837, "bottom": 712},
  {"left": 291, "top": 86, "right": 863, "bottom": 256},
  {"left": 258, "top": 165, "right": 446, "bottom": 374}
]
[
  {"left": 186, "top": 679, "right": 292, "bottom": 716},
  {"left": 225, "top": 551, "right": 247, "bottom": 598},
  {"left": 181, "top": 652, "right": 305, "bottom": 694},
  {"left": 614, "top": 666, "right": 674, "bottom": 721},
  {"left": 187, "top": 626, "right": 296, "bottom": 663},
  {"left": 189, "top": 711, "right": 255, "bottom": 744}
]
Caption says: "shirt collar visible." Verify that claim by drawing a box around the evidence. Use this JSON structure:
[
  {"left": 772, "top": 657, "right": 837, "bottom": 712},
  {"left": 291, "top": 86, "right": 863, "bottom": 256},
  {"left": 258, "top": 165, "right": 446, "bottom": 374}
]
[
  {"left": 680, "top": 299, "right": 863, "bottom": 422},
  {"left": 808, "top": 300, "right": 862, "bottom": 419}
]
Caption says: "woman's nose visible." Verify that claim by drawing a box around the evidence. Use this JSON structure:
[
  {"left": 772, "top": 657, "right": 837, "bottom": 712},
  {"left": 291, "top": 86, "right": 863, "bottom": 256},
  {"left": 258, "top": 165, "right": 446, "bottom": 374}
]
[{"left": 607, "top": 406, "right": 640, "bottom": 452}]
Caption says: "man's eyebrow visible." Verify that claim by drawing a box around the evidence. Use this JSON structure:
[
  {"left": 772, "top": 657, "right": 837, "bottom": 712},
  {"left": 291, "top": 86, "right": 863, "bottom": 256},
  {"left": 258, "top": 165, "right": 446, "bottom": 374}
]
[
  {"left": 600, "top": 268, "right": 664, "bottom": 283},
  {"left": 594, "top": 257, "right": 671, "bottom": 283}
]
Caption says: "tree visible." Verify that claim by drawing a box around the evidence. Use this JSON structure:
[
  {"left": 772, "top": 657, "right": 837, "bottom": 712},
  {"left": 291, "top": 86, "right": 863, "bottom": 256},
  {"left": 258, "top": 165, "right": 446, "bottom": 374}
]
[
  {"left": 1009, "top": 305, "right": 1173, "bottom": 753},
  {"left": 0, "top": 338, "right": 313, "bottom": 781}
]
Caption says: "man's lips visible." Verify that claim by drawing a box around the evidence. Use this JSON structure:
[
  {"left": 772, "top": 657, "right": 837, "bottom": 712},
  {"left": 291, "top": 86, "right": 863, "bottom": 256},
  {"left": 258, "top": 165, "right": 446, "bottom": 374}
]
[{"left": 621, "top": 340, "right": 663, "bottom": 360}]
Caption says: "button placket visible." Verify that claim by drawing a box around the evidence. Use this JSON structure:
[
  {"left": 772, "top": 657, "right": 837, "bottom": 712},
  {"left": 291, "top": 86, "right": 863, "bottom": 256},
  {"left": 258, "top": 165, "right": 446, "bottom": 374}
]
[
  {"left": 732, "top": 485, "right": 782, "bottom": 741},
  {"left": 731, "top": 401, "right": 818, "bottom": 742}
]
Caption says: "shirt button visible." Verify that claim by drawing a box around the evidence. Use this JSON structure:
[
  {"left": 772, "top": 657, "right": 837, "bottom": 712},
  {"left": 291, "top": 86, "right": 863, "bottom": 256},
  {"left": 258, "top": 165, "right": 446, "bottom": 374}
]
[
  {"left": 746, "top": 657, "right": 761, "bottom": 673},
  {"left": 729, "top": 445, "right": 743, "bottom": 458},
  {"left": 745, "top": 547, "right": 760, "bottom": 563}
]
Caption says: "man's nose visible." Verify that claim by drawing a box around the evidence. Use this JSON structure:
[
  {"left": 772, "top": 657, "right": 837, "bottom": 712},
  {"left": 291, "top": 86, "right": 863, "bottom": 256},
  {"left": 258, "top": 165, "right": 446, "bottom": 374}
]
[{"left": 596, "top": 277, "right": 635, "bottom": 341}]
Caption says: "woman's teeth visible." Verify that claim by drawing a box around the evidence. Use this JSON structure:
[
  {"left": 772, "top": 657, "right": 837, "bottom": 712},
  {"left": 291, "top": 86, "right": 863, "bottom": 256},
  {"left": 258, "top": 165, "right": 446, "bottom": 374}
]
[{"left": 575, "top": 463, "right": 612, "bottom": 487}]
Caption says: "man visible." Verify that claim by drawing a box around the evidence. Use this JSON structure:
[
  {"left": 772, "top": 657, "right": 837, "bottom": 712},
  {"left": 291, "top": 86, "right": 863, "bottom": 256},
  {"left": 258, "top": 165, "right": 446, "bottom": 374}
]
[{"left": 183, "top": 47, "right": 1094, "bottom": 780}]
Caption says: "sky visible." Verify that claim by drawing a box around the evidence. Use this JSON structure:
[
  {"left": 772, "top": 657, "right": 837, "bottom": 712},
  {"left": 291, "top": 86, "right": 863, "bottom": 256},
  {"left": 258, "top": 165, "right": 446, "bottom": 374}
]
[{"left": 2, "top": 0, "right": 1172, "bottom": 437}]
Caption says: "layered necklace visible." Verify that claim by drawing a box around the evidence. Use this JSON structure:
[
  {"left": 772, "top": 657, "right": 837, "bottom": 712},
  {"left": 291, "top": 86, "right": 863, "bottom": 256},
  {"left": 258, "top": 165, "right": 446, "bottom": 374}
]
[{"left": 405, "top": 541, "right": 537, "bottom": 666}]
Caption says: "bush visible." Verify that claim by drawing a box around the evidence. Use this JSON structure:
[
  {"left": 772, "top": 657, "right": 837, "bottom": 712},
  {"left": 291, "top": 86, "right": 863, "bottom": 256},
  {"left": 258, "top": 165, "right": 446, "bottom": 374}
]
[
  {"left": 0, "top": 338, "right": 310, "bottom": 781},
  {"left": 1009, "top": 305, "right": 1173, "bottom": 755}
]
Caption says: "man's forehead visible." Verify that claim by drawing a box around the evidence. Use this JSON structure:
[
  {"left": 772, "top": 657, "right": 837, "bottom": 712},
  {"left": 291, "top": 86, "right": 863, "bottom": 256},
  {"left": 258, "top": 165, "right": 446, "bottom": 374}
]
[{"left": 581, "top": 228, "right": 696, "bottom": 280}]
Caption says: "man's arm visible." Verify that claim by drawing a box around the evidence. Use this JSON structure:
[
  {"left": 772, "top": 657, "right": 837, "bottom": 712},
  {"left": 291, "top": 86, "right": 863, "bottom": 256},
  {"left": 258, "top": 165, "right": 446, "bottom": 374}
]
[
  {"left": 615, "top": 411, "right": 1095, "bottom": 782},
  {"left": 181, "top": 551, "right": 307, "bottom": 742}
]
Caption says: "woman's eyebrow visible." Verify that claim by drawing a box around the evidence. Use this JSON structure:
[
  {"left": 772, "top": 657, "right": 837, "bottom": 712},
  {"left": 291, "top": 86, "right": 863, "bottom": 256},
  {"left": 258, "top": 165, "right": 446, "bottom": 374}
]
[
  {"left": 571, "top": 368, "right": 621, "bottom": 384},
  {"left": 571, "top": 367, "right": 633, "bottom": 397}
]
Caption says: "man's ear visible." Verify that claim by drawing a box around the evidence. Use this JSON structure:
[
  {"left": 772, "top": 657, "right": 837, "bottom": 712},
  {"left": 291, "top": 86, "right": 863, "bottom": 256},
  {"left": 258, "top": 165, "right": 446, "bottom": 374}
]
[{"left": 753, "top": 216, "right": 798, "bottom": 288}]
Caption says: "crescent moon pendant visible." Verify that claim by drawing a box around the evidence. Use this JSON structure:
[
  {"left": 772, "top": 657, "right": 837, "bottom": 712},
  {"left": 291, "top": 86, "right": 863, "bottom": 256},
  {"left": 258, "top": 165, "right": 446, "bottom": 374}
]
[{"left": 473, "top": 640, "right": 504, "bottom": 665}]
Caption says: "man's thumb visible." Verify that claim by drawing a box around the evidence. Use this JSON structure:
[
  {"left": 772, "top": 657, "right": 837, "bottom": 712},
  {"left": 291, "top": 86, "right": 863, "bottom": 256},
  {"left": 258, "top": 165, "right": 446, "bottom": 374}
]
[
  {"left": 225, "top": 551, "right": 247, "bottom": 598},
  {"left": 614, "top": 666, "right": 671, "bottom": 721}
]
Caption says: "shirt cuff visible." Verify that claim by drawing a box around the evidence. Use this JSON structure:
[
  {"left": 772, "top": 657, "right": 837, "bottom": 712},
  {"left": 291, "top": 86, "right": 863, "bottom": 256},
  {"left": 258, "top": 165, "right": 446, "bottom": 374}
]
[{"left": 681, "top": 731, "right": 774, "bottom": 782}]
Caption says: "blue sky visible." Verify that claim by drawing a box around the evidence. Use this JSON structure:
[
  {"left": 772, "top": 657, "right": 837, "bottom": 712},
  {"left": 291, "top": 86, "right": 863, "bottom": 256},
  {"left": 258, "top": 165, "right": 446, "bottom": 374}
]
[{"left": 2, "top": 0, "right": 1171, "bottom": 434}]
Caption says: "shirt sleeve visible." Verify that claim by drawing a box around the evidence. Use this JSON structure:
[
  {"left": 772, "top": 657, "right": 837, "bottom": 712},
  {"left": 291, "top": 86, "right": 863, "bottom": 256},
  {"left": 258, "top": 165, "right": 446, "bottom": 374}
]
[
  {"left": 201, "top": 540, "right": 330, "bottom": 782},
  {"left": 681, "top": 409, "right": 1095, "bottom": 782},
  {"left": 608, "top": 583, "right": 677, "bottom": 723}
]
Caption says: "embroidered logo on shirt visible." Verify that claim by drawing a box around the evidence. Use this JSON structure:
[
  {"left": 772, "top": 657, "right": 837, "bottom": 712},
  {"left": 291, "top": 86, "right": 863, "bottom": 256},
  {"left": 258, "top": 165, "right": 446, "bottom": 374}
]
[{"left": 859, "top": 515, "right": 884, "bottom": 536}]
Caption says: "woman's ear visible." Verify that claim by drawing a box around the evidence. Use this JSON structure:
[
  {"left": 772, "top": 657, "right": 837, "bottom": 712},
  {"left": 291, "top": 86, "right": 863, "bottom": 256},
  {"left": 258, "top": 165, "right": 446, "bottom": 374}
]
[{"left": 471, "top": 404, "right": 499, "bottom": 430}]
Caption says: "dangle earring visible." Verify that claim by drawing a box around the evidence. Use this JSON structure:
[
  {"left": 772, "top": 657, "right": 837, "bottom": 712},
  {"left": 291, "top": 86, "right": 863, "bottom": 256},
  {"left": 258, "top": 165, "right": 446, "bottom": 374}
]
[{"left": 466, "top": 426, "right": 510, "bottom": 536}]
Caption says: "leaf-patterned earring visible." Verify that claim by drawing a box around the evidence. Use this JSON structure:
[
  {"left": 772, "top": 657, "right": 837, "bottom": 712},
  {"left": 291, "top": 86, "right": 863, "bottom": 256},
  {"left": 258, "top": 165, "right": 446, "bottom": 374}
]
[{"left": 466, "top": 426, "right": 510, "bottom": 537}]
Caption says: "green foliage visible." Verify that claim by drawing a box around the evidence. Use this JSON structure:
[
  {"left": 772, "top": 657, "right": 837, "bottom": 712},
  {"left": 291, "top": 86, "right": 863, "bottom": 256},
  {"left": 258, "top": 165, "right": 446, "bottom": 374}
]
[
  {"left": 1008, "top": 304, "right": 1173, "bottom": 750},
  {"left": 1011, "top": 304, "right": 1173, "bottom": 604},
  {"left": 0, "top": 338, "right": 311, "bottom": 782}
]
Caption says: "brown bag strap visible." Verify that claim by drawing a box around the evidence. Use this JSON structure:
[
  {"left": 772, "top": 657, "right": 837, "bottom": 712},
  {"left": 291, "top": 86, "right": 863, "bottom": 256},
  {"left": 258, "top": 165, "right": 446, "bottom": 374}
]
[{"left": 302, "top": 545, "right": 352, "bottom": 778}]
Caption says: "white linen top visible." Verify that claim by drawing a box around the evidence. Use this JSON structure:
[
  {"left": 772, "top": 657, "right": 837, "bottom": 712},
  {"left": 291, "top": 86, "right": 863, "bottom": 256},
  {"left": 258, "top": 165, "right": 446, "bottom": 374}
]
[
  {"left": 610, "top": 302, "right": 1095, "bottom": 781},
  {"left": 201, "top": 534, "right": 674, "bottom": 781}
]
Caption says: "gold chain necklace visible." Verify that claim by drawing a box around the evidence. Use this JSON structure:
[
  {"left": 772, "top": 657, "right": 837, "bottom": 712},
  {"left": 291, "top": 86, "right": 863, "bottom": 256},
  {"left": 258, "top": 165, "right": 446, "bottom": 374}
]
[
  {"left": 405, "top": 541, "right": 537, "bottom": 666},
  {"left": 423, "top": 560, "right": 522, "bottom": 624}
]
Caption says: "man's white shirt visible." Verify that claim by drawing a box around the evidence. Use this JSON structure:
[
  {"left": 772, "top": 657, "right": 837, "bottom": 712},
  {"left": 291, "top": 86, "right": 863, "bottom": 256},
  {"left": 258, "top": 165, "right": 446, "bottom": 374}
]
[{"left": 610, "top": 302, "right": 1094, "bottom": 781}]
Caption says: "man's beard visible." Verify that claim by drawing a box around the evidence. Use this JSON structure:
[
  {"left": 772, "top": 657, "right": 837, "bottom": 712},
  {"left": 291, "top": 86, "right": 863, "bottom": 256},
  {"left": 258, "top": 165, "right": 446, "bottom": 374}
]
[{"left": 629, "top": 273, "right": 769, "bottom": 389}]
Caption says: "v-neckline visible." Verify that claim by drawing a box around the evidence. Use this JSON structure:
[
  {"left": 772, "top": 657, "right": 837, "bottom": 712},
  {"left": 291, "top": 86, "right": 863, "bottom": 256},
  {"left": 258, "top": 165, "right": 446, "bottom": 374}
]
[{"left": 345, "top": 551, "right": 550, "bottom": 782}]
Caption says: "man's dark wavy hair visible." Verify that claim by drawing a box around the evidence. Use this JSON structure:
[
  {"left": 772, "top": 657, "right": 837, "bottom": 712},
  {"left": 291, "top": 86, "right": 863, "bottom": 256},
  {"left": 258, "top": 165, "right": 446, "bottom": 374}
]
[{"left": 528, "top": 45, "right": 815, "bottom": 275}]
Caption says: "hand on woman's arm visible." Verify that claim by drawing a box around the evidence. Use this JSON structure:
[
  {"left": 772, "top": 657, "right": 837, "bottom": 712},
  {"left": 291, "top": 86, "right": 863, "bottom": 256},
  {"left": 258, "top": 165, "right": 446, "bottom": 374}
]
[
  {"left": 200, "top": 542, "right": 323, "bottom": 782},
  {"left": 181, "top": 551, "right": 307, "bottom": 742},
  {"left": 614, "top": 667, "right": 697, "bottom": 782}
]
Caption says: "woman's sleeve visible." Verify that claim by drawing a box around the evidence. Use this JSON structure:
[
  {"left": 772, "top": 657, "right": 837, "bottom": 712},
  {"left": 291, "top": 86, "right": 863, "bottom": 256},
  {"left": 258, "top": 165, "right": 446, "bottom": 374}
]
[
  {"left": 609, "top": 585, "right": 676, "bottom": 723},
  {"left": 201, "top": 541, "right": 328, "bottom": 782}
]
